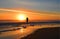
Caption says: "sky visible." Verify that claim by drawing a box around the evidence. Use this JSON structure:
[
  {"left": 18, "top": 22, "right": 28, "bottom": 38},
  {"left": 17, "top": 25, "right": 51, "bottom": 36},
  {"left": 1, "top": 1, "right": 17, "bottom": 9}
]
[
  {"left": 0, "top": 0, "right": 60, "bottom": 12},
  {"left": 0, "top": 8, "right": 59, "bottom": 22},
  {"left": 0, "top": 0, "right": 60, "bottom": 22}
]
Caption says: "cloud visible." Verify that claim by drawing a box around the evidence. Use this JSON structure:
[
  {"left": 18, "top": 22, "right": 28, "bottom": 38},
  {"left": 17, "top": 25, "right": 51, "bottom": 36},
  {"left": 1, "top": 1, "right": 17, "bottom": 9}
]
[{"left": 0, "top": 0, "right": 59, "bottom": 12}]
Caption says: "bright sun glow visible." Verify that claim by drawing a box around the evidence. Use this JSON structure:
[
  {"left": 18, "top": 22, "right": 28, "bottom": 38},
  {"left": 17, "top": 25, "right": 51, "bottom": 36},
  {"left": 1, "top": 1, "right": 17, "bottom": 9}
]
[{"left": 17, "top": 14, "right": 27, "bottom": 20}]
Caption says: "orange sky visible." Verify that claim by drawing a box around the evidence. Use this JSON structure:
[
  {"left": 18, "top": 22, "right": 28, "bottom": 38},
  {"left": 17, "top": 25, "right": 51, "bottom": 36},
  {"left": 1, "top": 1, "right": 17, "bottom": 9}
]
[{"left": 0, "top": 8, "right": 60, "bottom": 22}]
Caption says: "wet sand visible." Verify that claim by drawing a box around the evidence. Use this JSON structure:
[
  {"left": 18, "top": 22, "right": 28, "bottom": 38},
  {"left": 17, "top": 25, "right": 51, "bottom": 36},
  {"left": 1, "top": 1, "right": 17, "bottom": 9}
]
[
  {"left": 0, "top": 25, "right": 60, "bottom": 39},
  {"left": 21, "top": 27, "right": 60, "bottom": 39}
]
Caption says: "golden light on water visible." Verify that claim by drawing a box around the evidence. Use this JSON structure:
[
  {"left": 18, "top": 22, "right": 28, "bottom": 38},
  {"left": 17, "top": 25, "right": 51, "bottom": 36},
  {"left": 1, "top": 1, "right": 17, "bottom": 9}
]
[
  {"left": 20, "top": 28, "right": 25, "bottom": 33},
  {"left": 17, "top": 14, "right": 27, "bottom": 20}
]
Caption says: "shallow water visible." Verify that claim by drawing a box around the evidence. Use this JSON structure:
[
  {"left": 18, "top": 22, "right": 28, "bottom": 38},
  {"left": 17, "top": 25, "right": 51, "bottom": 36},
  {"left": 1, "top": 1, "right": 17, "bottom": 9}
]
[{"left": 0, "top": 24, "right": 60, "bottom": 39}]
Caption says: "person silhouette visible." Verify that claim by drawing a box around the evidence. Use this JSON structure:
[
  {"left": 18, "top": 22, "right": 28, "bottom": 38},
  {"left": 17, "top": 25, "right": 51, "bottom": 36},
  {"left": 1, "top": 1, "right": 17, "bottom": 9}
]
[{"left": 26, "top": 17, "right": 28, "bottom": 24}]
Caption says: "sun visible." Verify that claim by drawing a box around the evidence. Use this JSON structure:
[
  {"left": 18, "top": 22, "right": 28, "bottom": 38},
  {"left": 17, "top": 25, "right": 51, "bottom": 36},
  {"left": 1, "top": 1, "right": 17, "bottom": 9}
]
[{"left": 17, "top": 14, "right": 26, "bottom": 20}]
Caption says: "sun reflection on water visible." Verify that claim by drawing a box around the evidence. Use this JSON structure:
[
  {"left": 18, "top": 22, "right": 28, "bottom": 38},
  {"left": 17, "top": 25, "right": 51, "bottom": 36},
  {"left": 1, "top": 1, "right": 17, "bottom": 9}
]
[{"left": 20, "top": 28, "right": 25, "bottom": 33}]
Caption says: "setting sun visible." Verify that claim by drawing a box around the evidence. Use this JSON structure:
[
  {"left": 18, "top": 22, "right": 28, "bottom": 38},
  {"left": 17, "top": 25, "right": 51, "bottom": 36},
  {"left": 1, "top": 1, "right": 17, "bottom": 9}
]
[{"left": 17, "top": 14, "right": 27, "bottom": 20}]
